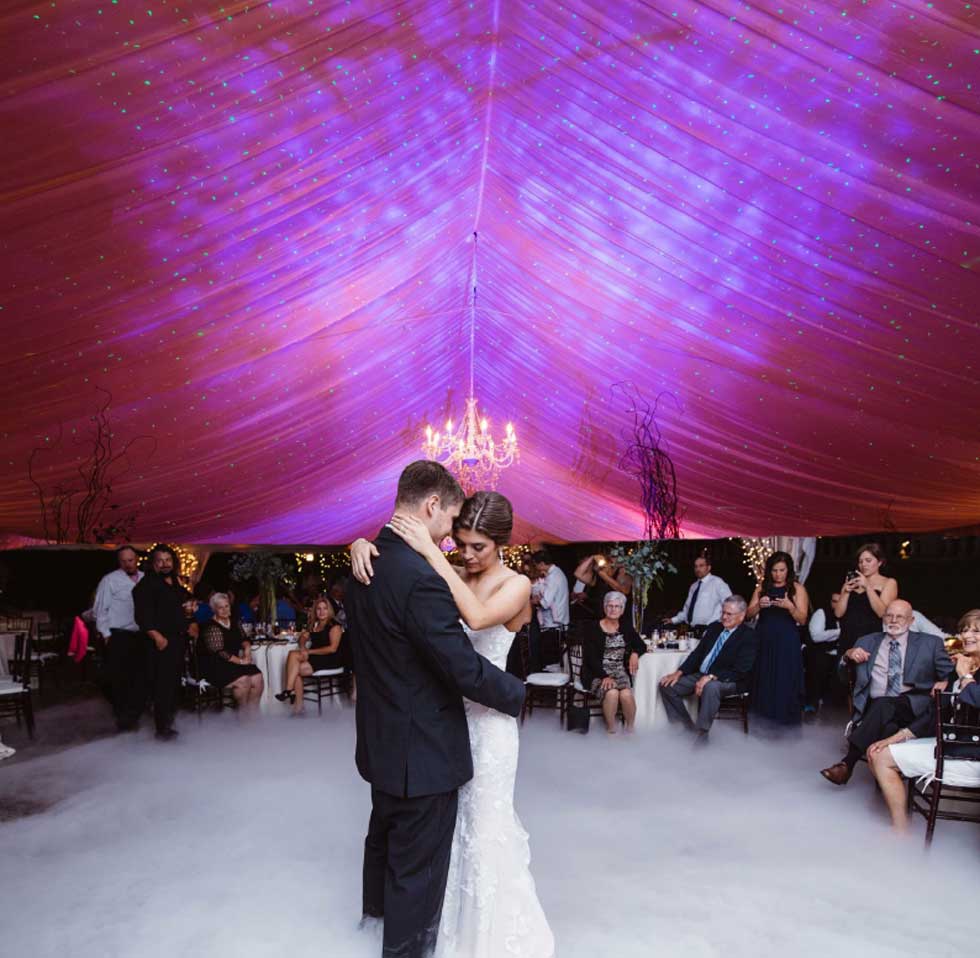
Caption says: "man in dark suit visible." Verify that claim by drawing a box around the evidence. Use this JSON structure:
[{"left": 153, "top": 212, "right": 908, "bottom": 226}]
[
  {"left": 659, "top": 595, "right": 758, "bottom": 740},
  {"left": 820, "top": 598, "right": 953, "bottom": 785},
  {"left": 346, "top": 461, "right": 526, "bottom": 958},
  {"left": 132, "top": 544, "right": 192, "bottom": 741}
]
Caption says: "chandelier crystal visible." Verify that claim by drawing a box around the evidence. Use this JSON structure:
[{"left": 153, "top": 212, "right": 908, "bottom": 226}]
[
  {"left": 423, "top": 396, "right": 517, "bottom": 494},
  {"left": 421, "top": 232, "right": 518, "bottom": 492}
]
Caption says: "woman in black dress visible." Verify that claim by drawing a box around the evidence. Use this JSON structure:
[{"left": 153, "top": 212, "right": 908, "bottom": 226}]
[
  {"left": 199, "top": 593, "right": 264, "bottom": 709},
  {"left": 833, "top": 542, "right": 898, "bottom": 652},
  {"left": 277, "top": 598, "right": 346, "bottom": 714},
  {"left": 748, "top": 552, "right": 809, "bottom": 726},
  {"left": 579, "top": 591, "right": 646, "bottom": 733}
]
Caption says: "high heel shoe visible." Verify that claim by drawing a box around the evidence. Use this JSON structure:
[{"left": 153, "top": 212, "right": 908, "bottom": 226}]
[{"left": 274, "top": 690, "right": 296, "bottom": 703}]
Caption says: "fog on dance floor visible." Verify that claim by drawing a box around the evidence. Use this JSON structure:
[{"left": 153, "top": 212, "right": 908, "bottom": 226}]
[{"left": 0, "top": 709, "right": 974, "bottom": 957}]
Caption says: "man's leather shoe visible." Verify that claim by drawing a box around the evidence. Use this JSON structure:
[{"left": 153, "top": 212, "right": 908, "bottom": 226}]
[{"left": 820, "top": 761, "right": 852, "bottom": 786}]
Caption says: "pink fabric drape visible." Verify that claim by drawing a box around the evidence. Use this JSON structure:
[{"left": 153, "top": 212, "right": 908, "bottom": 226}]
[{"left": 1, "top": 1, "right": 978, "bottom": 542}]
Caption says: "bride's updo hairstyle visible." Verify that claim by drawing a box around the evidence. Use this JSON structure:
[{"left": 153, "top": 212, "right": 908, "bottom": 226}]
[{"left": 453, "top": 491, "right": 513, "bottom": 546}]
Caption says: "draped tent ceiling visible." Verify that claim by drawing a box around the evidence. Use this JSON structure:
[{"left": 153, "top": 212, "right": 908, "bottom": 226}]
[{"left": 2, "top": 0, "right": 979, "bottom": 545}]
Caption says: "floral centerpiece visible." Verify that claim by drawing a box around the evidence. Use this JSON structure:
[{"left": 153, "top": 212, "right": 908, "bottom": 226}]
[
  {"left": 229, "top": 552, "right": 297, "bottom": 628},
  {"left": 607, "top": 541, "right": 677, "bottom": 632}
]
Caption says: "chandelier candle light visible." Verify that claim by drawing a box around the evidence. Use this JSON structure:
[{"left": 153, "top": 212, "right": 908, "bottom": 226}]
[{"left": 422, "top": 232, "right": 518, "bottom": 493}]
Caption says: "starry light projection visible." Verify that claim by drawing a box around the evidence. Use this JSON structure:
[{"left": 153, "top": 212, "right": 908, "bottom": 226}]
[{"left": 1, "top": 0, "right": 978, "bottom": 544}]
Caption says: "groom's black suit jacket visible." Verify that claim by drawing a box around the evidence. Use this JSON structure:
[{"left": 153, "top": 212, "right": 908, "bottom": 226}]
[{"left": 347, "top": 527, "right": 525, "bottom": 799}]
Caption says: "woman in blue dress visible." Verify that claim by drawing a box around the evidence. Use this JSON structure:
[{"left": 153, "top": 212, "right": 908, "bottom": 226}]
[{"left": 748, "top": 551, "right": 809, "bottom": 726}]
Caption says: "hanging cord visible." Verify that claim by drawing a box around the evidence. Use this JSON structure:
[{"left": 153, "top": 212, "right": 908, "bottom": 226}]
[{"left": 469, "top": 230, "right": 478, "bottom": 397}]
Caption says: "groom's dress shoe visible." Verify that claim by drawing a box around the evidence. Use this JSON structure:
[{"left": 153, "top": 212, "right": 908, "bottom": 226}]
[{"left": 820, "top": 761, "right": 852, "bottom": 786}]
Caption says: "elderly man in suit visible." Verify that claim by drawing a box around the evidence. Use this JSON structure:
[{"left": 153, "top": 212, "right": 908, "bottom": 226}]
[
  {"left": 820, "top": 598, "right": 953, "bottom": 785},
  {"left": 659, "top": 595, "right": 759, "bottom": 741}
]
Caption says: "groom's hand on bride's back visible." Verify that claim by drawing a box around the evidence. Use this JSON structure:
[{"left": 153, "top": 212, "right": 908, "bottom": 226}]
[{"left": 350, "top": 539, "right": 379, "bottom": 585}]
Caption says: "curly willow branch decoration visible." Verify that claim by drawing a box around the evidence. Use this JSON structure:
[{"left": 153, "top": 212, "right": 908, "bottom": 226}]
[{"left": 613, "top": 383, "right": 684, "bottom": 540}]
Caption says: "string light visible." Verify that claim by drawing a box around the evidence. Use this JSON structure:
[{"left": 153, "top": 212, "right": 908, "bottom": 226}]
[
  {"left": 148, "top": 543, "right": 198, "bottom": 588},
  {"left": 294, "top": 551, "right": 352, "bottom": 577},
  {"left": 740, "top": 537, "right": 776, "bottom": 584},
  {"left": 501, "top": 544, "right": 531, "bottom": 570}
]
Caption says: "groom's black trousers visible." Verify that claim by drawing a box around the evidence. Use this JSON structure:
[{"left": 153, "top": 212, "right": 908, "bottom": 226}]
[{"left": 363, "top": 787, "right": 459, "bottom": 958}]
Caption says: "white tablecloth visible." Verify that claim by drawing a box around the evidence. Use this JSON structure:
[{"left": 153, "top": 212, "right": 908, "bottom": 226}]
[
  {"left": 634, "top": 645, "right": 700, "bottom": 730},
  {"left": 250, "top": 642, "right": 296, "bottom": 713}
]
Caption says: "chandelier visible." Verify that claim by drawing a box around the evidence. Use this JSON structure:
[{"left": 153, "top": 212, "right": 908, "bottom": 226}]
[
  {"left": 422, "top": 232, "right": 518, "bottom": 493},
  {"left": 423, "top": 397, "right": 517, "bottom": 494}
]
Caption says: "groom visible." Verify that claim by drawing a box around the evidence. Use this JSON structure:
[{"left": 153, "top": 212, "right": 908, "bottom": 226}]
[{"left": 346, "top": 460, "right": 526, "bottom": 958}]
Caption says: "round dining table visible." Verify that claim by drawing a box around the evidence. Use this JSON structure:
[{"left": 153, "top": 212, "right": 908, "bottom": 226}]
[
  {"left": 633, "top": 643, "right": 700, "bottom": 730},
  {"left": 249, "top": 640, "right": 297, "bottom": 713}
]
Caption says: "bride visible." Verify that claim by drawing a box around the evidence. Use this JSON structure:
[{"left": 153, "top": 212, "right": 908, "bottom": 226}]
[{"left": 351, "top": 490, "right": 555, "bottom": 958}]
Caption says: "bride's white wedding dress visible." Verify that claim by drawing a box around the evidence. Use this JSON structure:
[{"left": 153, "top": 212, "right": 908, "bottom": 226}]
[{"left": 435, "top": 623, "right": 556, "bottom": 958}]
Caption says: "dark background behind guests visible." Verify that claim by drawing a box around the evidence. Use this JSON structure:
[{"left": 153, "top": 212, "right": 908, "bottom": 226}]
[{"left": 1, "top": 534, "right": 978, "bottom": 633}]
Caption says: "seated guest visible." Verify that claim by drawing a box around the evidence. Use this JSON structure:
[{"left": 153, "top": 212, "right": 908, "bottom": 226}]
[
  {"left": 236, "top": 591, "right": 257, "bottom": 624},
  {"left": 867, "top": 610, "right": 980, "bottom": 830},
  {"left": 277, "top": 598, "right": 345, "bottom": 714},
  {"left": 820, "top": 599, "right": 953, "bottom": 785},
  {"left": 192, "top": 583, "right": 216, "bottom": 624},
  {"left": 327, "top": 576, "right": 348, "bottom": 630},
  {"left": 275, "top": 590, "right": 299, "bottom": 626},
  {"left": 198, "top": 593, "right": 264, "bottom": 709},
  {"left": 659, "top": 596, "right": 759, "bottom": 742},
  {"left": 579, "top": 591, "right": 646, "bottom": 734},
  {"left": 805, "top": 594, "right": 841, "bottom": 714}
]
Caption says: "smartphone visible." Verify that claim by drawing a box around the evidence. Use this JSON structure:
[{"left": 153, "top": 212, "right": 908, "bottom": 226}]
[{"left": 845, "top": 571, "right": 860, "bottom": 582}]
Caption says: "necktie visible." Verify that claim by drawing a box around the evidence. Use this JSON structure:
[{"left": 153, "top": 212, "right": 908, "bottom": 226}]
[
  {"left": 886, "top": 639, "right": 903, "bottom": 696},
  {"left": 686, "top": 581, "right": 702, "bottom": 623},
  {"left": 701, "top": 629, "right": 732, "bottom": 674}
]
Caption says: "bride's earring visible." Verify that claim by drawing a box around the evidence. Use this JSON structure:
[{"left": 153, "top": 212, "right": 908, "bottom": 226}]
[{"left": 498, "top": 548, "right": 504, "bottom": 563}]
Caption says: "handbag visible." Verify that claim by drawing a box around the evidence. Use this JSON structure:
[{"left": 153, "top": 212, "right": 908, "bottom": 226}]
[{"left": 566, "top": 696, "right": 590, "bottom": 734}]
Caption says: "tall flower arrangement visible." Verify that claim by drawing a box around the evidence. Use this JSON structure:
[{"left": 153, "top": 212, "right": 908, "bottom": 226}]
[
  {"left": 608, "top": 541, "right": 677, "bottom": 632},
  {"left": 229, "top": 553, "right": 297, "bottom": 627}
]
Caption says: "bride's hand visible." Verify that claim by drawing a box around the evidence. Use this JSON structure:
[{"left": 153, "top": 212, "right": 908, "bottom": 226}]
[
  {"left": 350, "top": 538, "right": 380, "bottom": 585},
  {"left": 388, "top": 513, "right": 438, "bottom": 557}
]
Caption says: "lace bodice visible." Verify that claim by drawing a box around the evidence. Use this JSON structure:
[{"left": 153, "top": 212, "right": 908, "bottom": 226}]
[{"left": 463, "top": 622, "right": 515, "bottom": 672}]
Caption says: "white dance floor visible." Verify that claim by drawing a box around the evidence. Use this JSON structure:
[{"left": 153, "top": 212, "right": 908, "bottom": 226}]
[{"left": 0, "top": 708, "right": 974, "bottom": 957}]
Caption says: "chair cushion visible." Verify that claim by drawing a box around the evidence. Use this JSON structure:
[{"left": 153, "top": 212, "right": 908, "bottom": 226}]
[
  {"left": 526, "top": 672, "right": 570, "bottom": 687},
  {"left": 0, "top": 682, "right": 27, "bottom": 696},
  {"left": 311, "top": 668, "right": 345, "bottom": 677}
]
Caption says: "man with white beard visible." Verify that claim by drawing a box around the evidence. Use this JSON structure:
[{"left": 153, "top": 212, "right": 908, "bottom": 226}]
[{"left": 820, "top": 599, "right": 952, "bottom": 786}]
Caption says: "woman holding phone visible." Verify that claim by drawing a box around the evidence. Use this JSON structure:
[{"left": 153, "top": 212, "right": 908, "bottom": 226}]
[{"left": 833, "top": 543, "right": 898, "bottom": 652}]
